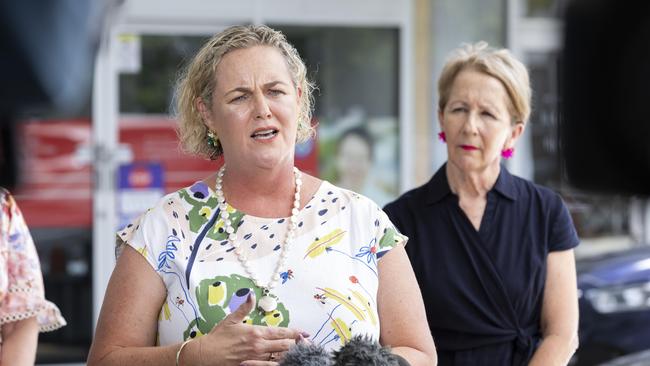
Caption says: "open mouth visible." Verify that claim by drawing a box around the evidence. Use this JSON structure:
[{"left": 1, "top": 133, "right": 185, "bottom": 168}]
[{"left": 251, "top": 128, "right": 279, "bottom": 140}]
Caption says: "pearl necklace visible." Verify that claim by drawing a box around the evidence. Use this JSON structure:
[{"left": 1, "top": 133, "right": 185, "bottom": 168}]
[{"left": 215, "top": 165, "right": 302, "bottom": 313}]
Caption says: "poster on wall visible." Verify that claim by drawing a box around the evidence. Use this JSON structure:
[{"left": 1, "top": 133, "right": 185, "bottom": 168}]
[
  {"left": 317, "top": 112, "right": 399, "bottom": 207},
  {"left": 117, "top": 162, "right": 164, "bottom": 230}
]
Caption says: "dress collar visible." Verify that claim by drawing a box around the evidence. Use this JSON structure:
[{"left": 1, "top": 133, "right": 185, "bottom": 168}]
[{"left": 425, "top": 163, "right": 517, "bottom": 204}]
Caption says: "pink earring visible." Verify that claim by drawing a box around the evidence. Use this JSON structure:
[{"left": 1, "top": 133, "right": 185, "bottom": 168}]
[
  {"left": 438, "top": 132, "right": 446, "bottom": 143},
  {"left": 501, "top": 148, "right": 514, "bottom": 159}
]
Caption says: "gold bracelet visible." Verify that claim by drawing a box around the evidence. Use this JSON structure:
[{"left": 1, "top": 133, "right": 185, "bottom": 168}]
[{"left": 176, "top": 339, "right": 193, "bottom": 366}]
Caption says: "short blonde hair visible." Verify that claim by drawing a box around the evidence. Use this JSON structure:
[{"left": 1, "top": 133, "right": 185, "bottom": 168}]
[
  {"left": 174, "top": 25, "right": 315, "bottom": 159},
  {"left": 438, "top": 41, "right": 531, "bottom": 125}
]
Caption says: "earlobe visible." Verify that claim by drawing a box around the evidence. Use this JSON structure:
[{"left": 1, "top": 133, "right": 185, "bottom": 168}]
[
  {"left": 195, "top": 97, "right": 210, "bottom": 126},
  {"left": 511, "top": 122, "right": 525, "bottom": 141},
  {"left": 502, "top": 123, "right": 525, "bottom": 159},
  {"left": 195, "top": 97, "right": 204, "bottom": 116}
]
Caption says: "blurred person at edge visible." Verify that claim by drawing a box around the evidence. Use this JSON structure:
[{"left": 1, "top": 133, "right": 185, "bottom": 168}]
[
  {"left": 384, "top": 42, "right": 579, "bottom": 366},
  {"left": 335, "top": 126, "right": 392, "bottom": 207},
  {"left": 0, "top": 189, "right": 66, "bottom": 365},
  {"left": 87, "top": 25, "right": 436, "bottom": 366}
]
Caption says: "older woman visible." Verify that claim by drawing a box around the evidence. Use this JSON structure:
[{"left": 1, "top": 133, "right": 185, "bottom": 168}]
[
  {"left": 384, "top": 42, "right": 579, "bottom": 366},
  {"left": 0, "top": 188, "right": 66, "bottom": 365},
  {"left": 88, "top": 25, "right": 436, "bottom": 366}
]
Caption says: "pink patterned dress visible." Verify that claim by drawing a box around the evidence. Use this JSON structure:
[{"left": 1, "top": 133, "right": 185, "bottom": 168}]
[{"left": 0, "top": 188, "right": 66, "bottom": 343}]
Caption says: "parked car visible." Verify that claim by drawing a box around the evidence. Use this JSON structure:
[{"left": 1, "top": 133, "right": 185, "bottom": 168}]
[
  {"left": 574, "top": 246, "right": 650, "bottom": 365},
  {"left": 600, "top": 349, "right": 650, "bottom": 366}
]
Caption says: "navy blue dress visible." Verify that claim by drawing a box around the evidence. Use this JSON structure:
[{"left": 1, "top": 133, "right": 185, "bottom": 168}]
[{"left": 384, "top": 164, "right": 579, "bottom": 366}]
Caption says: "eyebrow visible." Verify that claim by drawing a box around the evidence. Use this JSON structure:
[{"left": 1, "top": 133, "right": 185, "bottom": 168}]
[
  {"left": 224, "top": 81, "right": 289, "bottom": 96},
  {"left": 448, "top": 99, "right": 500, "bottom": 112},
  {"left": 447, "top": 100, "right": 468, "bottom": 108}
]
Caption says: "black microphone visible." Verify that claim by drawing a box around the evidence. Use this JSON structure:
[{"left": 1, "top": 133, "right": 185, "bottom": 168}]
[{"left": 280, "top": 334, "right": 410, "bottom": 366}]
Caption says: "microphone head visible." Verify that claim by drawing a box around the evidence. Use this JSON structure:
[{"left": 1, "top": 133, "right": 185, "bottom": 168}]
[
  {"left": 280, "top": 342, "right": 333, "bottom": 366},
  {"left": 332, "top": 334, "right": 400, "bottom": 366}
]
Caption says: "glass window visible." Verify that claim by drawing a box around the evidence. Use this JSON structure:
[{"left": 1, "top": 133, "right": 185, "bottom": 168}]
[
  {"left": 120, "top": 35, "right": 208, "bottom": 114},
  {"left": 277, "top": 26, "right": 400, "bottom": 207},
  {"left": 528, "top": 52, "right": 561, "bottom": 188},
  {"left": 524, "top": 0, "right": 568, "bottom": 17}
]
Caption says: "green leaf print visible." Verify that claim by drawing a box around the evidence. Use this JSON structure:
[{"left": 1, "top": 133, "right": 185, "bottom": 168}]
[
  {"left": 183, "top": 274, "right": 290, "bottom": 340},
  {"left": 378, "top": 227, "right": 401, "bottom": 249},
  {"left": 179, "top": 190, "right": 218, "bottom": 232},
  {"left": 179, "top": 189, "right": 244, "bottom": 241}
]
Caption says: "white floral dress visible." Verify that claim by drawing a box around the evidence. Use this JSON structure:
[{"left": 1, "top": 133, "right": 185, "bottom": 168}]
[{"left": 117, "top": 180, "right": 405, "bottom": 350}]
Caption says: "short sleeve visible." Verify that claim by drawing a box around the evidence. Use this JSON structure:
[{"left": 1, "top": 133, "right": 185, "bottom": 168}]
[
  {"left": 548, "top": 194, "right": 580, "bottom": 252},
  {"left": 0, "top": 190, "right": 66, "bottom": 335},
  {"left": 375, "top": 206, "right": 408, "bottom": 261},
  {"left": 115, "top": 204, "right": 168, "bottom": 272}
]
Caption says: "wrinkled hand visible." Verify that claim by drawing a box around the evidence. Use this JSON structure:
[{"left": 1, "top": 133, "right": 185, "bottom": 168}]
[{"left": 197, "top": 293, "right": 307, "bottom": 366}]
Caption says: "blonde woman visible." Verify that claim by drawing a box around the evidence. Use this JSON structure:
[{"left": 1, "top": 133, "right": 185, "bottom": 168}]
[
  {"left": 88, "top": 25, "right": 436, "bottom": 366},
  {"left": 385, "top": 42, "right": 579, "bottom": 366}
]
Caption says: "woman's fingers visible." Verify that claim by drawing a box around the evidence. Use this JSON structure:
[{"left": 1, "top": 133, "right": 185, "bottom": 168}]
[
  {"left": 256, "top": 325, "right": 307, "bottom": 340},
  {"left": 239, "top": 361, "right": 279, "bottom": 366},
  {"left": 241, "top": 349, "right": 286, "bottom": 366},
  {"left": 259, "top": 338, "right": 295, "bottom": 354},
  {"left": 220, "top": 293, "right": 256, "bottom": 327},
  {"left": 295, "top": 333, "right": 313, "bottom": 345}
]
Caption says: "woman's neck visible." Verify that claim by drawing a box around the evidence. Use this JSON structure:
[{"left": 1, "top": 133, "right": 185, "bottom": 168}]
[
  {"left": 219, "top": 162, "right": 297, "bottom": 218},
  {"left": 446, "top": 162, "right": 501, "bottom": 199}
]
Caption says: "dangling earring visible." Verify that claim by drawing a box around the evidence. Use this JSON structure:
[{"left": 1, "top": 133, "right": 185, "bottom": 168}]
[
  {"left": 501, "top": 148, "right": 514, "bottom": 159},
  {"left": 207, "top": 131, "right": 218, "bottom": 148},
  {"left": 438, "top": 132, "right": 446, "bottom": 143}
]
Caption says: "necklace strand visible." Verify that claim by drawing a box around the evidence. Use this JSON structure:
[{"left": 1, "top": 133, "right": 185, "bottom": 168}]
[{"left": 215, "top": 165, "right": 302, "bottom": 312}]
